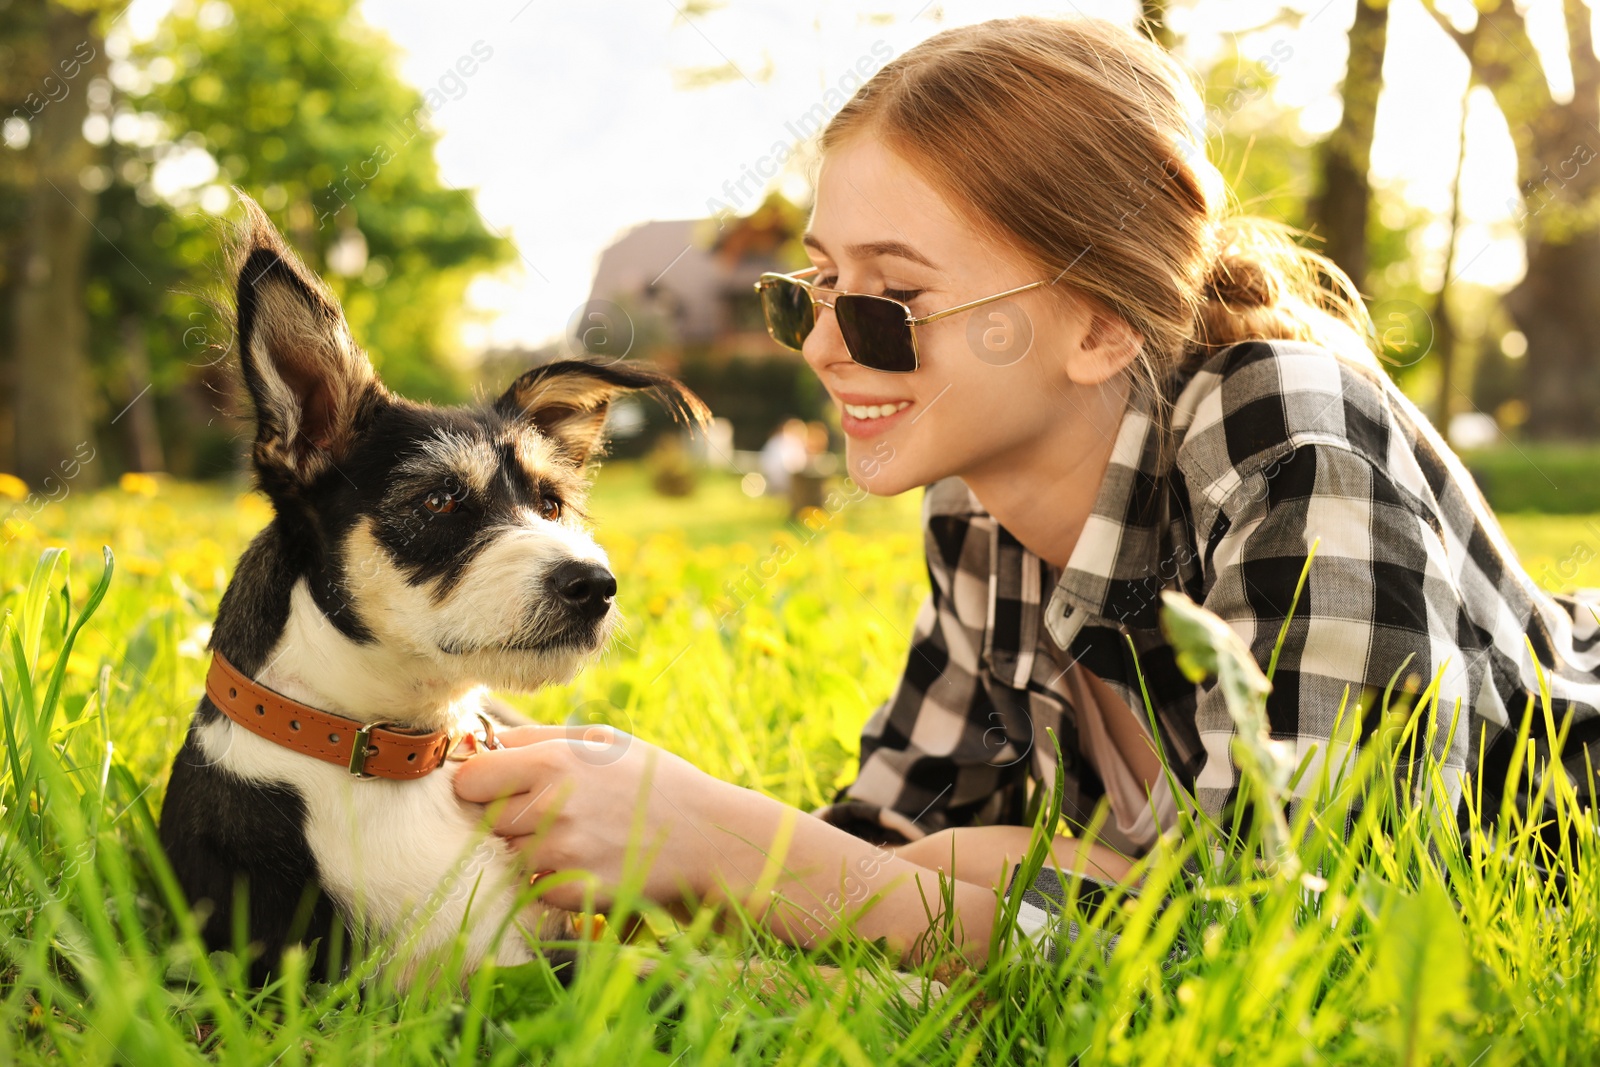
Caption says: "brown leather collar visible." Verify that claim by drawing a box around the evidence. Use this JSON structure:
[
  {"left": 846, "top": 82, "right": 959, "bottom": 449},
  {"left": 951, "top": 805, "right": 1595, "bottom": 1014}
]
[{"left": 205, "top": 651, "right": 498, "bottom": 780}]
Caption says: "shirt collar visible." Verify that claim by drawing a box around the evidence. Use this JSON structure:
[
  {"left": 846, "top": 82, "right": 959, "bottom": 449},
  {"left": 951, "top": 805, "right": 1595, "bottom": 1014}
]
[{"left": 1042, "top": 374, "right": 1186, "bottom": 647}]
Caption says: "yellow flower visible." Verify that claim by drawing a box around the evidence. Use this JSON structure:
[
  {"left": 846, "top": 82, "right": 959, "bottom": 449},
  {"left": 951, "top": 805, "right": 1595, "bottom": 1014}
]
[
  {"left": 744, "top": 626, "right": 786, "bottom": 658},
  {"left": 797, "top": 506, "right": 830, "bottom": 533},
  {"left": 119, "top": 472, "right": 160, "bottom": 497},
  {"left": 0, "top": 473, "right": 26, "bottom": 501},
  {"left": 124, "top": 556, "right": 162, "bottom": 577},
  {"left": 236, "top": 492, "right": 274, "bottom": 527}
]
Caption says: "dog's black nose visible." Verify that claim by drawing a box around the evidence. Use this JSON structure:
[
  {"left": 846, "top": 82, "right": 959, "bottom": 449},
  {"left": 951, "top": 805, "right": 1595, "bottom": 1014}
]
[{"left": 548, "top": 560, "right": 617, "bottom": 618}]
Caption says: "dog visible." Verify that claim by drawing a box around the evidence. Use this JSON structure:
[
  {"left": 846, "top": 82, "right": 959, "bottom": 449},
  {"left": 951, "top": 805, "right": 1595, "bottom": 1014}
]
[{"left": 157, "top": 196, "right": 709, "bottom": 989}]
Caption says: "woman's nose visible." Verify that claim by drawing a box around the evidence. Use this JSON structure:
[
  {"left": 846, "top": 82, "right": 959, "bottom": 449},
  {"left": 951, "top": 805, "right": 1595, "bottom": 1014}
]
[{"left": 801, "top": 301, "right": 851, "bottom": 376}]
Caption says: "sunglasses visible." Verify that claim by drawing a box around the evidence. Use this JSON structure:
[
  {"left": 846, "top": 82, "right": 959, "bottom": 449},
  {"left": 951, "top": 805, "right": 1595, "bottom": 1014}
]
[{"left": 753, "top": 267, "right": 1054, "bottom": 373}]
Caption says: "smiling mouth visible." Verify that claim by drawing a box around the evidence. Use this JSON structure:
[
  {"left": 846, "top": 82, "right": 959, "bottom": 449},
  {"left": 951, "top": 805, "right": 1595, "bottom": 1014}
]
[{"left": 841, "top": 400, "right": 911, "bottom": 421}]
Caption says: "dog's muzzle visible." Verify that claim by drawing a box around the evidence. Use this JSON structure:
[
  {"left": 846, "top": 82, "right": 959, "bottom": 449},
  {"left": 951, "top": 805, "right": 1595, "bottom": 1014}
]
[{"left": 547, "top": 560, "right": 616, "bottom": 622}]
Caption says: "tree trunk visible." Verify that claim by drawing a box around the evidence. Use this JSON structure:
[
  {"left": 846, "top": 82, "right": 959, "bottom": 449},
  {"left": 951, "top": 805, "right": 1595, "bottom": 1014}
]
[
  {"left": 119, "top": 314, "right": 164, "bottom": 472},
  {"left": 1504, "top": 2, "right": 1600, "bottom": 439},
  {"left": 10, "top": 6, "right": 105, "bottom": 488},
  {"left": 1421, "top": 0, "right": 1600, "bottom": 439},
  {"left": 1310, "top": 0, "right": 1389, "bottom": 295},
  {"left": 1434, "top": 82, "right": 1471, "bottom": 431},
  {"left": 1507, "top": 229, "right": 1600, "bottom": 438}
]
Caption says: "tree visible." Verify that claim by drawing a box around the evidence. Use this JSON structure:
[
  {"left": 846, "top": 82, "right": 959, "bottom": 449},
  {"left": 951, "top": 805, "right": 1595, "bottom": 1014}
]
[
  {"left": 133, "top": 0, "right": 512, "bottom": 406},
  {"left": 1422, "top": 0, "right": 1600, "bottom": 439},
  {"left": 1140, "top": 0, "right": 1174, "bottom": 49},
  {"left": 1309, "top": 0, "right": 1390, "bottom": 295},
  {"left": 1195, "top": 8, "right": 1427, "bottom": 392},
  {"left": 2, "top": 0, "right": 515, "bottom": 485},
  {"left": 1, "top": 0, "right": 113, "bottom": 487},
  {"left": 1433, "top": 80, "right": 1472, "bottom": 428}
]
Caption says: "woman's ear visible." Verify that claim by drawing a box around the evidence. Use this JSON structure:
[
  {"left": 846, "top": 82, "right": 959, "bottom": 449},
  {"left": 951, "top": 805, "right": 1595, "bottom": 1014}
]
[{"left": 1067, "top": 310, "right": 1144, "bottom": 386}]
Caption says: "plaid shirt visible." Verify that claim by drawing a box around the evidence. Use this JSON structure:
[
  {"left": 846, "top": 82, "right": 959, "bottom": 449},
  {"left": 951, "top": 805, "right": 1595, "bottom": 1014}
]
[{"left": 815, "top": 339, "right": 1600, "bottom": 857}]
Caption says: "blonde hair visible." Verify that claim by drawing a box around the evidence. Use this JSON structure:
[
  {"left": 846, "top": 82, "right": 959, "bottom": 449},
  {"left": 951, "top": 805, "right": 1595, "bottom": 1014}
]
[{"left": 819, "top": 15, "right": 1376, "bottom": 425}]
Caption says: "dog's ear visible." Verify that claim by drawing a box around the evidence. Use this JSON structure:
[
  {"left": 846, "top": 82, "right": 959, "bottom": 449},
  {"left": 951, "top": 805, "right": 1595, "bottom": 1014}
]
[
  {"left": 494, "top": 360, "right": 710, "bottom": 465},
  {"left": 230, "top": 193, "right": 382, "bottom": 485}
]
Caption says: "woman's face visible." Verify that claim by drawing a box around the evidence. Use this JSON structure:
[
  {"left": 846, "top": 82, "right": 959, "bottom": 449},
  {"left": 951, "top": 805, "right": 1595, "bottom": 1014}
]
[{"left": 800, "top": 137, "right": 1139, "bottom": 497}]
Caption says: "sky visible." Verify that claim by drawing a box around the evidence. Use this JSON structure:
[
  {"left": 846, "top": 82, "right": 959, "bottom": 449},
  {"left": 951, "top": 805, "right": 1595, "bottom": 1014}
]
[{"left": 115, "top": 0, "right": 1568, "bottom": 355}]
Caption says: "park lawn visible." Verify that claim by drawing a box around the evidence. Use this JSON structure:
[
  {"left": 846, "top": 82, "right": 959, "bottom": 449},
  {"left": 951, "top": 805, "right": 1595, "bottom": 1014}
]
[{"left": 1, "top": 464, "right": 1597, "bottom": 1065}]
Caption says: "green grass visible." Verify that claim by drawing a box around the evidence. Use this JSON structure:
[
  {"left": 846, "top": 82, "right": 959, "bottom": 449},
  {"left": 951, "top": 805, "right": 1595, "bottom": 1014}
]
[
  {"left": 1459, "top": 443, "right": 1600, "bottom": 515},
  {"left": 1, "top": 465, "right": 1597, "bottom": 1065}
]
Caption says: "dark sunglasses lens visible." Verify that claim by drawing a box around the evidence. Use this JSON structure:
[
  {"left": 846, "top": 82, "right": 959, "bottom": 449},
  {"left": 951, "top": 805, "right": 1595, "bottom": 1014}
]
[
  {"left": 760, "top": 278, "right": 815, "bottom": 351},
  {"left": 835, "top": 295, "right": 917, "bottom": 372}
]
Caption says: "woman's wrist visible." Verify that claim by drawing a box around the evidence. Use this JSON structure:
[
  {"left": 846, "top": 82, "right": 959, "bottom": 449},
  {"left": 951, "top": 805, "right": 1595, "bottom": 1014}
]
[{"left": 682, "top": 782, "right": 1000, "bottom": 964}]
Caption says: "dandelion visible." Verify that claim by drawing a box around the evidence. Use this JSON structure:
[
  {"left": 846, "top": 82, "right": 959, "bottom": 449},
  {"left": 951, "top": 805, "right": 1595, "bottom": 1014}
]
[
  {"left": 0, "top": 472, "right": 27, "bottom": 501},
  {"left": 3, "top": 516, "right": 33, "bottom": 542},
  {"left": 119, "top": 472, "right": 161, "bottom": 497},
  {"left": 745, "top": 626, "right": 786, "bottom": 658},
  {"left": 235, "top": 491, "right": 274, "bottom": 527}
]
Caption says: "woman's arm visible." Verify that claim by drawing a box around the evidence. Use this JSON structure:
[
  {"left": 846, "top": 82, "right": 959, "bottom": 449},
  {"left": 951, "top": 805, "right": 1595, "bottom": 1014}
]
[
  {"left": 691, "top": 783, "right": 1152, "bottom": 966},
  {"left": 448, "top": 724, "right": 997, "bottom": 962},
  {"left": 891, "top": 825, "right": 1134, "bottom": 889},
  {"left": 452, "top": 725, "right": 1121, "bottom": 966},
  {"left": 693, "top": 781, "right": 1010, "bottom": 964}
]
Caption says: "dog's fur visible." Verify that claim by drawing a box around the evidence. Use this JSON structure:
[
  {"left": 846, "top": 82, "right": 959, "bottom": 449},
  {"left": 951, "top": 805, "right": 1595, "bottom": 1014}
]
[{"left": 157, "top": 196, "right": 709, "bottom": 988}]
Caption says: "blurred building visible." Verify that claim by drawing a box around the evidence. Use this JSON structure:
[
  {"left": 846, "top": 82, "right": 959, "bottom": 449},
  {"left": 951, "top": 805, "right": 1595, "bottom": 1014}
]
[
  {"left": 568, "top": 194, "right": 828, "bottom": 452},
  {"left": 584, "top": 193, "right": 806, "bottom": 363}
]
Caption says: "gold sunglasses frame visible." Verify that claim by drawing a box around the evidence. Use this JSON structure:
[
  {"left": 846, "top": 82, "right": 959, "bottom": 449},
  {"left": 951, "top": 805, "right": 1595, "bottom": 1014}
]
[{"left": 752, "top": 266, "right": 1053, "bottom": 372}]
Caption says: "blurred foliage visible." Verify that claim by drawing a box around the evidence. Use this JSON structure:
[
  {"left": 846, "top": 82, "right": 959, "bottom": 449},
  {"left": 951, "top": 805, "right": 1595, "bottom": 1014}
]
[
  {"left": 3, "top": 0, "right": 512, "bottom": 485},
  {"left": 1460, "top": 442, "right": 1600, "bottom": 516},
  {"left": 129, "top": 0, "right": 512, "bottom": 403},
  {"left": 1198, "top": 32, "right": 1431, "bottom": 384},
  {"left": 677, "top": 351, "right": 831, "bottom": 453}
]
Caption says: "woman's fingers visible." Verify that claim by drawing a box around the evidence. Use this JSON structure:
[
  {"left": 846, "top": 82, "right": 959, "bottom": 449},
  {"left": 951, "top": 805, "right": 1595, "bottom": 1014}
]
[
  {"left": 493, "top": 723, "right": 624, "bottom": 749},
  {"left": 506, "top": 836, "right": 603, "bottom": 911},
  {"left": 452, "top": 738, "right": 565, "bottom": 803},
  {"left": 487, "top": 787, "right": 553, "bottom": 837}
]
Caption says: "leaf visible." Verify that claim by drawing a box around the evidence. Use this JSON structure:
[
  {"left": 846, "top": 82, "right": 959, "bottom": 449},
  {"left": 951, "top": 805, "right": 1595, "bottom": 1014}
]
[
  {"left": 1160, "top": 590, "right": 1295, "bottom": 867},
  {"left": 1360, "top": 879, "right": 1473, "bottom": 1065},
  {"left": 1159, "top": 590, "right": 1271, "bottom": 714},
  {"left": 19, "top": 547, "right": 66, "bottom": 681}
]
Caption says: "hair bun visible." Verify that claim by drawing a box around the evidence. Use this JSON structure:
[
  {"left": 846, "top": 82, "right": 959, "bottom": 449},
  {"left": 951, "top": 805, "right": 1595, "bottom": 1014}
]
[{"left": 1202, "top": 246, "right": 1277, "bottom": 310}]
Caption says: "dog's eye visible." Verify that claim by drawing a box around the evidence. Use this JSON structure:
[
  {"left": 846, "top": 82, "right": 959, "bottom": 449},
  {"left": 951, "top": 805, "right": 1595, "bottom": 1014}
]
[
  {"left": 537, "top": 497, "right": 562, "bottom": 521},
  {"left": 424, "top": 489, "right": 461, "bottom": 515}
]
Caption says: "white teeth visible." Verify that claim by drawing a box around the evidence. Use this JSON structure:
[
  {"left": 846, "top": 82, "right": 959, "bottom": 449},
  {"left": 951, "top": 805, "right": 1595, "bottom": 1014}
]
[{"left": 844, "top": 401, "right": 911, "bottom": 420}]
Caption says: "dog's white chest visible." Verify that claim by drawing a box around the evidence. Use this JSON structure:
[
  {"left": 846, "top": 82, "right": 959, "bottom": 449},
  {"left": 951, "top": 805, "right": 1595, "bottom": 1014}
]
[{"left": 197, "top": 716, "right": 542, "bottom": 975}]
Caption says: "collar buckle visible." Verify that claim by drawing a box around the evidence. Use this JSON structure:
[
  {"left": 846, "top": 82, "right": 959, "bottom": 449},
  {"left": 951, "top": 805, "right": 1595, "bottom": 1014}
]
[{"left": 349, "top": 719, "right": 400, "bottom": 778}]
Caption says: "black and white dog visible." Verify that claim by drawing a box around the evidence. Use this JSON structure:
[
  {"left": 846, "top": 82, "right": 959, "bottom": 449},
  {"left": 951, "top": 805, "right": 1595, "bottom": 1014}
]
[{"left": 158, "top": 197, "right": 707, "bottom": 988}]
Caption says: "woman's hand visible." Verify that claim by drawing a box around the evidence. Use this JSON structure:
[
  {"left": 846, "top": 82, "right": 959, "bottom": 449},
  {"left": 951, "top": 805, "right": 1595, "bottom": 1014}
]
[
  {"left": 451, "top": 724, "right": 748, "bottom": 914},
  {"left": 453, "top": 724, "right": 1021, "bottom": 964}
]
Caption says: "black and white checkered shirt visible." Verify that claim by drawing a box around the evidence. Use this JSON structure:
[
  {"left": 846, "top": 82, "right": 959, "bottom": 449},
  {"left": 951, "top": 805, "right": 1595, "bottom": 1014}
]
[{"left": 814, "top": 339, "right": 1600, "bottom": 860}]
